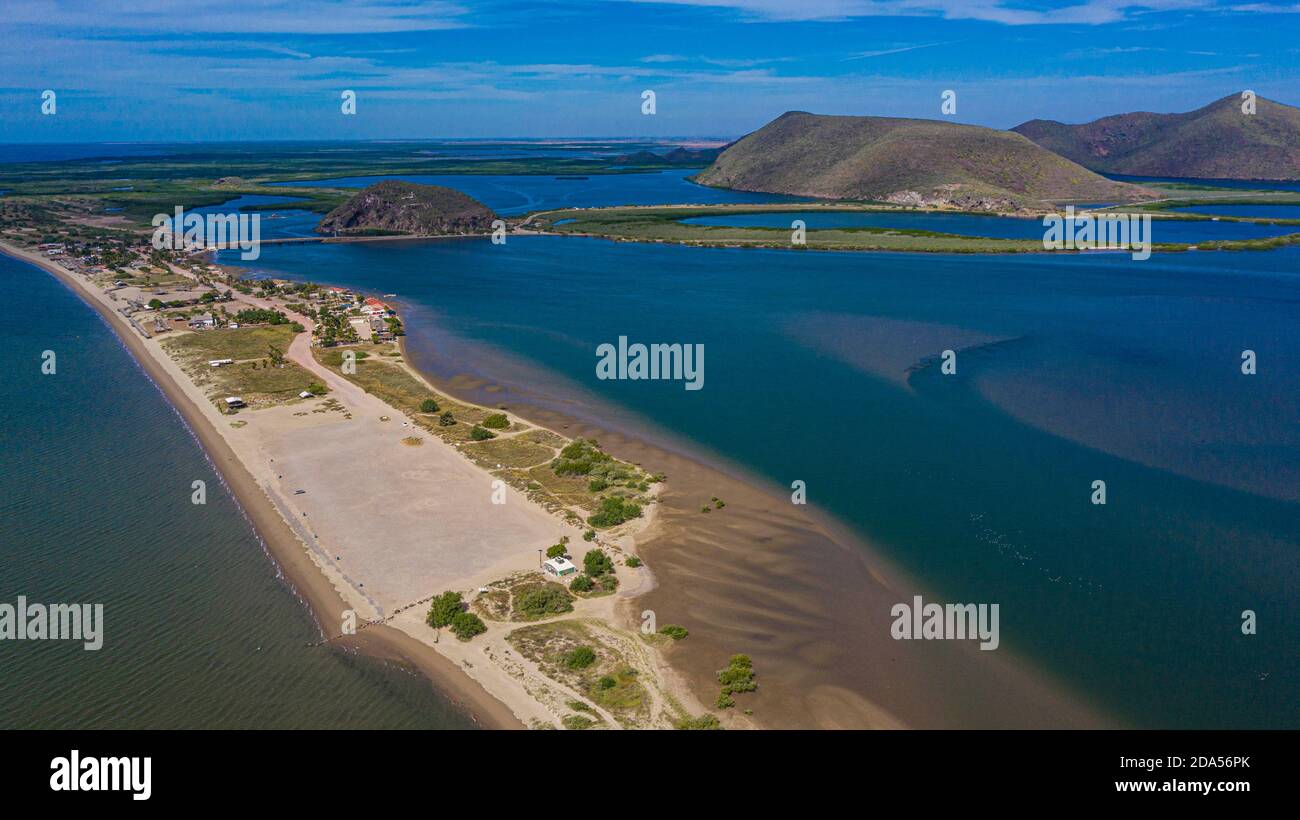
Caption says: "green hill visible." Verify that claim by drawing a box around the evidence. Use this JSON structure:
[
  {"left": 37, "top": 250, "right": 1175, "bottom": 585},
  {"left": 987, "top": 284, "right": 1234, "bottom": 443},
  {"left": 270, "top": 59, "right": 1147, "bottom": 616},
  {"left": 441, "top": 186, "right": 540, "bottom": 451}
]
[
  {"left": 1013, "top": 93, "right": 1300, "bottom": 180},
  {"left": 316, "top": 181, "right": 497, "bottom": 236},
  {"left": 694, "top": 111, "right": 1148, "bottom": 210}
]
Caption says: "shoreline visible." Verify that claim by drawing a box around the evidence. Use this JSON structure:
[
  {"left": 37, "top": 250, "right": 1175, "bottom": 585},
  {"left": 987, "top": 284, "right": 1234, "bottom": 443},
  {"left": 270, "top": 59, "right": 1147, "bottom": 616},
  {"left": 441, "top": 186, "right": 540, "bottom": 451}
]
[
  {"left": 393, "top": 320, "right": 1120, "bottom": 729},
  {"left": 1, "top": 241, "right": 525, "bottom": 730},
  {"left": 12, "top": 236, "right": 1117, "bottom": 729}
]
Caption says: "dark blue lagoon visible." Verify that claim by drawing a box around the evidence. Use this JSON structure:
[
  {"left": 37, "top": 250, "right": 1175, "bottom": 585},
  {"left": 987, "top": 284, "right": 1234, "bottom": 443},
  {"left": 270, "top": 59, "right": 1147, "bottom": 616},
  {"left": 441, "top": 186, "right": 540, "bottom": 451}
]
[
  {"left": 271, "top": 169, "right": 807, "bottom": 215},
  {"left": 1173, "top": 204, "right": 1300, "bottom": 220},
  {"left": 1109, "top": 173, "right": 1300, "bottom": 192},
  {"left": 174, "top": 194, "right": 321, "bottom": 241},
  {"left": 227, "top": 235, "right": 1300, "bottom": 729}
]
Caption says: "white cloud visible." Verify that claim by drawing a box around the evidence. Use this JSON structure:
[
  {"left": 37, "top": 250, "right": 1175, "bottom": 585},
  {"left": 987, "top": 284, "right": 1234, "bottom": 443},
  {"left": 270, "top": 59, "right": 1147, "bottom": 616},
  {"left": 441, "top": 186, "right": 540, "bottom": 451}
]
[
  {"left": 621, "top": 0, "right": 1218, "bottom": 26},
  {"left": 3, "top": 0, "right": 472, "bottom": 34}
]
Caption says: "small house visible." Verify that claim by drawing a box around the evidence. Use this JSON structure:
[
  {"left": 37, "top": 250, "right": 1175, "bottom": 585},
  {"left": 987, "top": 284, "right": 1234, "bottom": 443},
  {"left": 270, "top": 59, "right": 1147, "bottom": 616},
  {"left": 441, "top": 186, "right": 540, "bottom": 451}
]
[
  {"left": 298, "top": 390, "right": 314, "bottom": 399},
  {"left": 208, "top": 358, "right": 233, "bottom": 368},
  {"left": 188, "top": 313, "right": 215, "bottom": 330},
  {"left": 542, "top": 557, "right": 578, "bottom": 579},
  {"left": 224, "top": 396, "right": 245, "bottom": 409}
]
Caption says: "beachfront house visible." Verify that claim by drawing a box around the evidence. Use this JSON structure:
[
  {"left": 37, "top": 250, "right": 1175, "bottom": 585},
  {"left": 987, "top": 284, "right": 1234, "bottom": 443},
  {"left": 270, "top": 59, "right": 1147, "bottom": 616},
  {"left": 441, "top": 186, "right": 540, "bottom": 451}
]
[
  {"left": 361, "top": 297, "right": 391, "bottom": 317},
  {"left": 370, "top": 316, "right": 393, "bottom": 341},
  {"left": 188, "top": 313, "right": 216, "bottom": 330},
  {"left": 542, "top": 557, "right": 579, "bottom": 579}
]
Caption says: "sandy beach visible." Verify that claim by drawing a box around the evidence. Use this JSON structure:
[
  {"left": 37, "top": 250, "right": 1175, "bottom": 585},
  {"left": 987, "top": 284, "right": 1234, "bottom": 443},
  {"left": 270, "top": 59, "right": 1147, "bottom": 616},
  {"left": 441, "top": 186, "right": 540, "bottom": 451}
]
[
  {"left": 6, "top": 238, "right": 1117, "bottom": 730},
  {"left": 0, "top": 241, "right": 548, "bottom": 728}
]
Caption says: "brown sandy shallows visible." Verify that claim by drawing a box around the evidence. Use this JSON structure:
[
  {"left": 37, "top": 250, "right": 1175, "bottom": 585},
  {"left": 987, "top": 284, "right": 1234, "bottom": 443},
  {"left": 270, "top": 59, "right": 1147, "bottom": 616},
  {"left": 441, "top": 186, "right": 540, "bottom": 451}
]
[
  {"left": 11, "top": 236, "right": 1114, "bottom": 729},
  {"left": 6, "top": 240, "right": 711, "bottom": 730},
  {"left": 405, "top": 353, "right": 1120, "bottom": 729}
]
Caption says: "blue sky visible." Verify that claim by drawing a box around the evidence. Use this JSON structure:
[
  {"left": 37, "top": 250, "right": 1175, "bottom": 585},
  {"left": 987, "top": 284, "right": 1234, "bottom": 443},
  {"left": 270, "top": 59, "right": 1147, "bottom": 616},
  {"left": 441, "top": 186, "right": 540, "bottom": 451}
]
[{"left": 2, "top": 0, "right": 1298, "bottom": 142}]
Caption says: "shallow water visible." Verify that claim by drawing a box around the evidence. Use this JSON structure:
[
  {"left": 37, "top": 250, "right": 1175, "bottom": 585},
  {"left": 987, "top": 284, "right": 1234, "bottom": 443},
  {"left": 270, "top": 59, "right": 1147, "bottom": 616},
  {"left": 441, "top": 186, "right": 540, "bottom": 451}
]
[
  {"left": 0, "top": 253, "right": 479, "bottom": 728},
  {"left": 231, "top": 235, "right": 1300, "bottom": 728}
]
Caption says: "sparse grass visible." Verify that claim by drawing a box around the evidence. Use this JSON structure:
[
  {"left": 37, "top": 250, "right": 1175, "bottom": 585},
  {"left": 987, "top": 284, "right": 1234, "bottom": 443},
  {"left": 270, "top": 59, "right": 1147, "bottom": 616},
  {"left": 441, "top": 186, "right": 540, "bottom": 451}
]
[
  {"left": 507, "top": 620, "right": 650, "bottom": 726},
  {"left": 163, "top": 325, "right": 318, "bottom": 408},
  {"left": 462, "top": 437, "right": 554, "bottom": 469}
]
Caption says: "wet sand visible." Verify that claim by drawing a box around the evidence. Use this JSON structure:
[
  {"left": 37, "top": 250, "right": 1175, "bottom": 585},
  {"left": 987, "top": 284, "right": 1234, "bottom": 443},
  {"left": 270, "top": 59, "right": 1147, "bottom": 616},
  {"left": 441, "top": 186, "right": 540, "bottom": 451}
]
[
  {"left": 408, "top": 352, "right": 1119, "bottom": 729},
  {"left": 3, "top": 243, "right": 523, "bottom": 730}
]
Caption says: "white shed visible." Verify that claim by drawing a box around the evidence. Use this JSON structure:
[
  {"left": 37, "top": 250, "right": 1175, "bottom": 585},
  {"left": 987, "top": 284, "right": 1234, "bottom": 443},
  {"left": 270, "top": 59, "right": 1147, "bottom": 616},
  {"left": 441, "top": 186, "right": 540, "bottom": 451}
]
[{"left": 542, "top": 557, "right": 578, "bottom": 578}]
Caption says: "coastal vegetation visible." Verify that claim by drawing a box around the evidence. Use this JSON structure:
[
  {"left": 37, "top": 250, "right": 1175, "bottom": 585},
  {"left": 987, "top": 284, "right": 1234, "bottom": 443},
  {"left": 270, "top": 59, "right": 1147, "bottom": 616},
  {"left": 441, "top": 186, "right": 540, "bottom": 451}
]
[
  {"left": 512, "top": 582, "right": 574, "bottom": 621},
  {"left": 163, "top": 325, "right": 320, "bottom": 410},
  {"left": 506, "top": 620, "right": 653, "bottom": 727},
  {"left": 528, "top": 202, "right": 1300, "bottom": 254},
  {"left": 425, "top": 591, "right": 486, "bottom": 641},
  {"left": 716, "top": 654, "right": 758, "bottom": 709},
  {"left": 425, "top": 591, "right": 465, "bottom": 629}
]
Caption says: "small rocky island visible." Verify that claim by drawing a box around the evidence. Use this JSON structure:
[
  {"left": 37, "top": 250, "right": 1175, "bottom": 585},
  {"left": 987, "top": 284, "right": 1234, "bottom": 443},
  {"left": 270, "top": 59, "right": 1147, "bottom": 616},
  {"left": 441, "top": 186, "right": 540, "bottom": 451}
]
[{"left": 315, "top": 180, "right": 498, "bottom": 237}]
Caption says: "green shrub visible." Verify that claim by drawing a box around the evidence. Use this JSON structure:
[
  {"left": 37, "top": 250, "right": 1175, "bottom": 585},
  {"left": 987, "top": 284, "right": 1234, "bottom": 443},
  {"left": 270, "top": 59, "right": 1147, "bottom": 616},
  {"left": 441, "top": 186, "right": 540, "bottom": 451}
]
[
  {"left": 582, "top": 529, "right": 596, "bottom": 542},
  {"left": 483, "top": 412, "right": 509, "bottom": 429},
  {"left": 470, "top": 425, "right": 495, "bottom": 441},
  {"left": 718, "top": 654, "right": 757, "bottom": 703},
  {"left": 420, "top": 398, "right": 439, "bottom": 413},
  {"left": 515, "top": 584, "right": 573, "bottom": 618},
  {"left": 624, "top": 556, "right": 642, "bottom": 568},
  {"left": 426, "top": 591, "right": 464, "bottom": 628},
  {"left": 552, "top": 438, "right": 613, "bottom": 476},
  {"left": 438, "top": 411, "right": 455, "bottom": 426},
  {"left": 562, "top": 714, "right": 596, "bottom": 730},
  {"left": 587, "top": 477, "right": 609, "bottom": 492},
  {"left": 658, "top": 624, "right": 688, "bottom": 640},
  {"left": 674, "top": 714, "right": 721, "bottom": 730},
  {"left": 564, "top": 646, "right": 597, "bottom": 669},
  {"left": 583, "top": 550, "right": 614, "bottom": 578},
  {"left": 450, "top": 611, "right": 486, "bottom": 641},
  {"left": 569, "top": 574, "right": 594, "bottom": 593},
  {"left": 545, "top": 543, "right": 567, "bottom": 559},
  {"left": 597, "top": 675, "right": 616, "bottom": 691},
  {"left": 587, "top": 496, "right": 642, "bottom": 528},
  {"left": 305, "top": 381, "right": 327, "bottom": 396}
]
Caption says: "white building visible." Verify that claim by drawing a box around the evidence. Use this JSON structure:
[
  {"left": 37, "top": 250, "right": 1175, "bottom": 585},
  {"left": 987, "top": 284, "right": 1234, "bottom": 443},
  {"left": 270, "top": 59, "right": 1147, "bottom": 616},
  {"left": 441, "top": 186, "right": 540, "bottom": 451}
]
[{"left": 542, "top": 557, "right": 578, "bottom": 579}]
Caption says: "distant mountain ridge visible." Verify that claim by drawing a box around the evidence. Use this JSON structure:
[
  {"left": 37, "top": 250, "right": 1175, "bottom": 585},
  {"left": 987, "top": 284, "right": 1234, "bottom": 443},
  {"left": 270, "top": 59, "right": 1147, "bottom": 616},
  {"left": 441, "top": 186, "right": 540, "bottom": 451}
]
[
  {"left": 1012, "top": 93, "right": 1300, "bottom": 181},
  {"left": 694, "top": 111, "right": 1149, "bottom": 210},
  {"left": 316, "top": 181, "right": 496, "bottom": 236},
  {"left": 615, "top": 146, "right": 723, "bottom": 166}
]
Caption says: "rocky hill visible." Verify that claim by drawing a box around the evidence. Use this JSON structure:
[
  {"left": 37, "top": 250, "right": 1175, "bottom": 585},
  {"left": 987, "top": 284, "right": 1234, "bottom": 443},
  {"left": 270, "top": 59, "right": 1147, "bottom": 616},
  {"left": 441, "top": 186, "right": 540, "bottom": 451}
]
[
  {"left": 694, "top": 111, "right": 1149, "bottom": 210},
  {"left": 315, "top": 181, "right": 497, "bottom": 236},
  {"left": 1013, "top": 93, "right": 1300, "bottom": 180}
]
